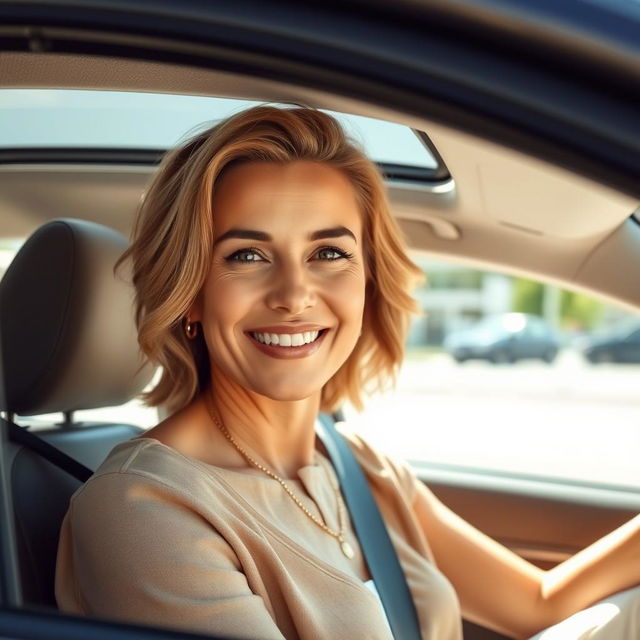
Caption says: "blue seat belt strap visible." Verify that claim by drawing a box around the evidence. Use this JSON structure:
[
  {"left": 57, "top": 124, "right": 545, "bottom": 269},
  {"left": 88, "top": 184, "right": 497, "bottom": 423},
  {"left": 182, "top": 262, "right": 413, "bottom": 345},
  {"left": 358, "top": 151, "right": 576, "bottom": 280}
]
[{"left": 316, "top": 413, "right": 422, "bottom": 640}]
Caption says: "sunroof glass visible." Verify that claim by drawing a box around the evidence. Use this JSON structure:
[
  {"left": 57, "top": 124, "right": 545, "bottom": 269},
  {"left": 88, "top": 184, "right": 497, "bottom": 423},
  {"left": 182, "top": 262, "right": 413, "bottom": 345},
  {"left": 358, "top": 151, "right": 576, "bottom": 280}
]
[{"left": 0, "top": 90, "right": 437, "bottom": 170}]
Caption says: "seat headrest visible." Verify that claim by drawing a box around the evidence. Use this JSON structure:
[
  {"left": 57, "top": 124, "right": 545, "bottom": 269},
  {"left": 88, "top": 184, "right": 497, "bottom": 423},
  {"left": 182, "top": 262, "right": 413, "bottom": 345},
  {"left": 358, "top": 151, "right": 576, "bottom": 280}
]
[{"left": 0, "top": 219, "right": 154, "bottom": 415}]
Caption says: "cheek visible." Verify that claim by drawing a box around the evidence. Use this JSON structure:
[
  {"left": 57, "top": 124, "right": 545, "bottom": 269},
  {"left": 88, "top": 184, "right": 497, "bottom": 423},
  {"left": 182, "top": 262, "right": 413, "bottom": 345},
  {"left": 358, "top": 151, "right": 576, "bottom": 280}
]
[
  {"left": 326, "top": 271, "right": 367, "bottom": 325},
  {"left": 198, "top": 278, "right": 255, "bottom": 350},
  {"left": 204, "top": 274, "right": 257, "bottom": 319}
]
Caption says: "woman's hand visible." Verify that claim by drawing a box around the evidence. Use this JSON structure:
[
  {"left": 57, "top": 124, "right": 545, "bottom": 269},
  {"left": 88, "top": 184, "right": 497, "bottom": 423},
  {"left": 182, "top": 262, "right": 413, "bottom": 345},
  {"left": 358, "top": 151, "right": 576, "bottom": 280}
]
[{"left": 412, "top": 483, "right": 640, "bottom": 639}]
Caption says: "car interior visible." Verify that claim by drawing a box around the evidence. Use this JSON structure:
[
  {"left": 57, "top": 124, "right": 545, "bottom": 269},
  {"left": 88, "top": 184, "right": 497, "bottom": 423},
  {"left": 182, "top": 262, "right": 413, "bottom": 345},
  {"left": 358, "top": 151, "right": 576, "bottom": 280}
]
[{"left": 1, "top": 7, "right": 640, "bottom": 638}]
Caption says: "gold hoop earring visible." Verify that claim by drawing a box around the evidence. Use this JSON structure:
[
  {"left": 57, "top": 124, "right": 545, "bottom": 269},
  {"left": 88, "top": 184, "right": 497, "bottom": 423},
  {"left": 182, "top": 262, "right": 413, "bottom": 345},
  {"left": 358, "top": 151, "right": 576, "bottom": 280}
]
[{"left": 184, "top": 319, "right": 198, "bottom": 340}]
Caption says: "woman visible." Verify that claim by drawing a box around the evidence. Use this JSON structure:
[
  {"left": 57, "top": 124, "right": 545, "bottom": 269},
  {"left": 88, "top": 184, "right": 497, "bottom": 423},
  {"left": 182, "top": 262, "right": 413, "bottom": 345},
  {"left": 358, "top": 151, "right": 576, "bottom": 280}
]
[{"left": 55, "top": 105, "right": 640, "bottom": 639}]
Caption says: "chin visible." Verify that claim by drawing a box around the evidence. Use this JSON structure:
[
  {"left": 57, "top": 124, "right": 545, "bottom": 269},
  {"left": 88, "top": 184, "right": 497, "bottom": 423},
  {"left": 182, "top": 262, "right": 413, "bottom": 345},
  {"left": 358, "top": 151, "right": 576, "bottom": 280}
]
[
  {"left": 246, "top": 377, "right": 327, "bottom": 403},
  {"left": 253, "top": 385, "right": 321, "bottom": 403},
  {"left": 260, "top": 392, "right": 318, "bottom": 404}
]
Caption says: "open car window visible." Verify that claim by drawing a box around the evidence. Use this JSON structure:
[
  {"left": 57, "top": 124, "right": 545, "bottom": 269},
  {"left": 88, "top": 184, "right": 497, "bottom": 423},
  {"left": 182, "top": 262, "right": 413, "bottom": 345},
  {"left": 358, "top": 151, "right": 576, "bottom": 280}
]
[{"left": 349, "top": 256, "right": 640, "bottom": 491}]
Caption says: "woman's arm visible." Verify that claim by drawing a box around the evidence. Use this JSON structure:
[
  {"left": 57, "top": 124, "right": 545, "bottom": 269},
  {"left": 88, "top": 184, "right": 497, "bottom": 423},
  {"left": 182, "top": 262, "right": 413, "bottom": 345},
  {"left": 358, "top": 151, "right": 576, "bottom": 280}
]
[
  {"left": 412, "top": 482, "right": 640, "bottom": 639},
  {"left": 57, "top": 472, "right": 287, "bottom": 640}
]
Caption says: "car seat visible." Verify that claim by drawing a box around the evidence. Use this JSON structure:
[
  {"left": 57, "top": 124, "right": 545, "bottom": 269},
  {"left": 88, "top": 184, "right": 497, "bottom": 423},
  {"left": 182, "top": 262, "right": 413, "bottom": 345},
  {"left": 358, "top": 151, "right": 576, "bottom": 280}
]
[{"left": 0, "top": 218, "right": 155, "bottom": 610}]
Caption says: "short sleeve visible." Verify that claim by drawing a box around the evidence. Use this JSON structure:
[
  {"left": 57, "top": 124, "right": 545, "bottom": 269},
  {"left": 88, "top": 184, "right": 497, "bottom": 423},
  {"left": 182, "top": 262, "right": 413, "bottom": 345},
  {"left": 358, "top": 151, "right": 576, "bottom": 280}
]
[
  {"left": 338, "top": 427, "right": 420, "bottom": 505},
  {"left": 55, "top": 472, "right": 286, "bottom": 640},
  {"left": 380, "top": 448, "right": 421, "bottom": 505}
]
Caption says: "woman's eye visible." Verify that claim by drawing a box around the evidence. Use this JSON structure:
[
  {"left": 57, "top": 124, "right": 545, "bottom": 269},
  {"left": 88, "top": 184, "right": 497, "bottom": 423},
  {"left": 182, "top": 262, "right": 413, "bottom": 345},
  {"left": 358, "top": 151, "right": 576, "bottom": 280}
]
[
  {"left": 315, "top": 247, "right": 350, "bottom": 261},
  {"left": 226, "top": 248, "right": 265, "bottom": 263}
]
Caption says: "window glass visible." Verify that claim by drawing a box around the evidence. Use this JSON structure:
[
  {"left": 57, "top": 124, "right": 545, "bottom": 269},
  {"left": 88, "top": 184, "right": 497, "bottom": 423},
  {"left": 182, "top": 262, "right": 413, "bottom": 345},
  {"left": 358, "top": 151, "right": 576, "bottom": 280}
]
[
  {"left": 0, "top": 242, "right": 20, "bottom": 280},
  {"left": 0, "top": 89, "right": 437, "bottom": 169},
  {"left": 348, "top": 254, "right": 640, "bottom": 489}
]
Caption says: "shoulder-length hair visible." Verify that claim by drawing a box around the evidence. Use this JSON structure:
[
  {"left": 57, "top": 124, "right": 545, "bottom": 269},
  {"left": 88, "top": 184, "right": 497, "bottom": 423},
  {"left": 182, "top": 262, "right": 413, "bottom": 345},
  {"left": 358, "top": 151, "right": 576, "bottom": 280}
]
[{"left": 119, "top": 105, "right": 422, "bottom": 414}]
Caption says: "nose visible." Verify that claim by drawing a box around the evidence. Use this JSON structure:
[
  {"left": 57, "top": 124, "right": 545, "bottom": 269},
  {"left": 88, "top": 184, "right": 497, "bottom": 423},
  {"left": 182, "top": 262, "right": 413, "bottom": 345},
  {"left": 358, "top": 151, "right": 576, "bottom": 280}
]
[{"left": 266, "top": 261, "right": 316, "bottom": 315}]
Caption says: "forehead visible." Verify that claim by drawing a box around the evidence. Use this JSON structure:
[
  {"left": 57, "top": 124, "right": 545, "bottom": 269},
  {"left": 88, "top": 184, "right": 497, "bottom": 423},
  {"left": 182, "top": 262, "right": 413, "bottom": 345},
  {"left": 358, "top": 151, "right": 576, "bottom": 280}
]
[{"left": 212, "top": 161, "right": 362, "bottom": 233}]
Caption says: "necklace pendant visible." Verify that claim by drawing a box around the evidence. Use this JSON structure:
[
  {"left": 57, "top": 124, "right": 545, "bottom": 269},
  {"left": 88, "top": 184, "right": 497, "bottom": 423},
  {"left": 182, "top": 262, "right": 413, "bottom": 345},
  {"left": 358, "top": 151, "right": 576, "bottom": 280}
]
[{"left": 341, "top": 540, "right": 355, "bottom": 559}]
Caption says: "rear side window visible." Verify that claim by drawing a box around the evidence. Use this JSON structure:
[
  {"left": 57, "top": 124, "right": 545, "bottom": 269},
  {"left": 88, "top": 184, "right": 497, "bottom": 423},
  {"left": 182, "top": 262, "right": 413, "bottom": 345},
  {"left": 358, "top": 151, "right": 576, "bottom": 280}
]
[{"left": 348, "top": 255, "right": 640, "bottom": 490}]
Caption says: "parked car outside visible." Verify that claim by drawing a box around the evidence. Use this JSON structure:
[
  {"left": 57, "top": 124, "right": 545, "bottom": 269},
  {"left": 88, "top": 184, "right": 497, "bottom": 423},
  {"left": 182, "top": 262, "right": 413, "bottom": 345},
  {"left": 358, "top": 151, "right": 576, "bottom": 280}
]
[
  {"left": 443, "top": 313, "right": 560, "bottom": 364},
  {"left": 582, "top": 323, "right": 640, "bottom": 363}
]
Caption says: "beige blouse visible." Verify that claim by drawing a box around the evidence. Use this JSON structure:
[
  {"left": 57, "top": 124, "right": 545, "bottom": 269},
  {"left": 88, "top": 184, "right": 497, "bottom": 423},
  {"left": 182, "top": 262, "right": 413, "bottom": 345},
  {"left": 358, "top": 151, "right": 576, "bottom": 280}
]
[{"left": 55, "top": 428, "right": 462, "bottom": 639}]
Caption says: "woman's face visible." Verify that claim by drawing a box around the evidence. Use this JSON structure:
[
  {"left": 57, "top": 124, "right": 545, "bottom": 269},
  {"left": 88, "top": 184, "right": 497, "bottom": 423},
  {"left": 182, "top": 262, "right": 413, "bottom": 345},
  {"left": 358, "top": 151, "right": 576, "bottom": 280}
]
[{"left": 193, "top": 160, "right": 367, "bottom": 403}]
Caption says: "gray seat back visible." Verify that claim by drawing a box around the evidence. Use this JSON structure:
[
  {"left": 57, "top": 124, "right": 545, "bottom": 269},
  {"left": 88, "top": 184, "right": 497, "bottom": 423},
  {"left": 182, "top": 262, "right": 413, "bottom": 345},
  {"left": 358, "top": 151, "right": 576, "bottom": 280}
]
[
  {"left": 0, "top": 219, "right": 155, "bottom": 610},
  {"left": 6, "top": 424, "right": 144, "bottom": 610}
]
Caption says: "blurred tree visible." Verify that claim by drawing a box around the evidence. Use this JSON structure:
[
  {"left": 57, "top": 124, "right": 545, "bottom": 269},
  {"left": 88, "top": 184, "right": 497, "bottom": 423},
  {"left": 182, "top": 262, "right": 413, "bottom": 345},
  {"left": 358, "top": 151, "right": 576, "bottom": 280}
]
[
  {"left": 513, "top": 278, "right": 544, "bottom": 315},
  {"left": 559, "top": 290, "right": 604, "bottom": 331},
  {"left": 512, "top": 277, "right": 604, "bottom": 330}
]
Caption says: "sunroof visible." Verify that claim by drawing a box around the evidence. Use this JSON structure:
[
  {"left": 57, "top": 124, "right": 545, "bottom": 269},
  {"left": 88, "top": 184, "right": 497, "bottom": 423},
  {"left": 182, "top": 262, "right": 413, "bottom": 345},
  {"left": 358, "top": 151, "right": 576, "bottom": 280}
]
[{"left": 0, "top": 90, "right": 437, "bottom": 170}]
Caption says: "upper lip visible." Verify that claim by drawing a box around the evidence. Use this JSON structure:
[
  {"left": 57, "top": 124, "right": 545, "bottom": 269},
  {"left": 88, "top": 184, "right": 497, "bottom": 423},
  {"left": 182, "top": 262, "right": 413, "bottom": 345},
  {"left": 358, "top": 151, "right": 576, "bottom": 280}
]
[{"left": 247, "top": 324, "right": 327, "bottom": 334}]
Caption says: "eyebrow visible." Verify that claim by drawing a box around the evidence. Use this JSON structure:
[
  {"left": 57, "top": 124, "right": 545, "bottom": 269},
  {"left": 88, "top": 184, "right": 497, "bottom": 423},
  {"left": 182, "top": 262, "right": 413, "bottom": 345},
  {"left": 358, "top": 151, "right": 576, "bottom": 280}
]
[{"left": 215, "top": 226, "right": 357, "bottom": 245}]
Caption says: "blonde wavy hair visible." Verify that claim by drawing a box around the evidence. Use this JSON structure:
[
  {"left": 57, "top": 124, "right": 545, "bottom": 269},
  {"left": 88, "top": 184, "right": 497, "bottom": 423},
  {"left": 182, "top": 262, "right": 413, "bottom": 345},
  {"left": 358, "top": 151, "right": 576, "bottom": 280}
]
[{"left": 119, "top": 105, "right": 422, "bottom": 414}]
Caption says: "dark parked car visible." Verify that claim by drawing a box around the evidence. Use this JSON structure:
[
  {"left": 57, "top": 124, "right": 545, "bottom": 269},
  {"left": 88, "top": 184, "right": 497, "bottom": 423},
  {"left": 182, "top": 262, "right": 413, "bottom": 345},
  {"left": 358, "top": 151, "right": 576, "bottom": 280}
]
[
  {"left": 444, "top": 313, "right": 560, "bottom": 364},
  {"left": 583, "top": 324, "right": 640, "bottom": 363}
]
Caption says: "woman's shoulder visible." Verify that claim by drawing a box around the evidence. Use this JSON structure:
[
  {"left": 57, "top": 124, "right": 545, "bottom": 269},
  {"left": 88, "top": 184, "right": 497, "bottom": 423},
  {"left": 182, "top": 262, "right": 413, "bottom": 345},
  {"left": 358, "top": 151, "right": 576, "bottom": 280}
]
[
  {"left": 334, "top": 422, "right": 420, "bottom": 504},
  {"left": 71, "top": 434, "right": 219, "bottom": 514},
  {"left": 86, "top": 400, "right": 221, "bottom": 482},
  {"left": 95, "top": 433, "right": 194, "bottom": 477}
]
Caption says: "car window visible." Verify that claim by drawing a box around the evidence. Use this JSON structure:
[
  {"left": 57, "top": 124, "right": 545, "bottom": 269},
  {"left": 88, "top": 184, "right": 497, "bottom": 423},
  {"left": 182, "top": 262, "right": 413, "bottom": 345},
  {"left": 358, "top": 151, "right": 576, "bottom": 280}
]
[
  {"left": 0, "top": 243, "right": 20, "bottom": 277},
  {"left": 0, "top": 89, "right": 438, "bottom": 171},
  {"left": 347, "top": 256, "right": 640, "bottom": 490}
]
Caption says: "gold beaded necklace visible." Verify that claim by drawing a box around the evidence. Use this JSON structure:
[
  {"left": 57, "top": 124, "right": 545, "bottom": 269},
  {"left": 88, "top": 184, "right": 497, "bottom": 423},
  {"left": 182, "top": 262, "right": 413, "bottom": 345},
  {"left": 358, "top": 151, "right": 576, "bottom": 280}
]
[{"left": 205, "top": 398, "right": 355, "bottom": 559}]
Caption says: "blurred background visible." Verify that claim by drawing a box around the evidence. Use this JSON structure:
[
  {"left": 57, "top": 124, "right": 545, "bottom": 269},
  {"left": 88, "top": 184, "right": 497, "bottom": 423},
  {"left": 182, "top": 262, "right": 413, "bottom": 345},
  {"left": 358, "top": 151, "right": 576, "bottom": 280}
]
[{"left": 347, "top": 253, "right": 640, "bottom": 491}]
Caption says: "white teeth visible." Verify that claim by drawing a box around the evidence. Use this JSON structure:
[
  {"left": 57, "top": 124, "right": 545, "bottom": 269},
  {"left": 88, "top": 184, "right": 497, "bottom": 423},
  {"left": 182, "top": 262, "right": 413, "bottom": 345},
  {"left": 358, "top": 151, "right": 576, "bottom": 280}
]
[
  {"left": 252, "top": 330, "right": 322, "bottom": 347},
  {"left": 279, "top": 334, "right": 292, "bottom": 347}
]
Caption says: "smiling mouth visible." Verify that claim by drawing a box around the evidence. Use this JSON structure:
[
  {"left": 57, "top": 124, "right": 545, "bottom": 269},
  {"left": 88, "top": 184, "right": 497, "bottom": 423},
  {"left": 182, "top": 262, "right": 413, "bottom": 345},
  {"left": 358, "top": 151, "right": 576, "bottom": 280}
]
[{"left": 249, "top": 329, "right": 326, "bottom": 347}]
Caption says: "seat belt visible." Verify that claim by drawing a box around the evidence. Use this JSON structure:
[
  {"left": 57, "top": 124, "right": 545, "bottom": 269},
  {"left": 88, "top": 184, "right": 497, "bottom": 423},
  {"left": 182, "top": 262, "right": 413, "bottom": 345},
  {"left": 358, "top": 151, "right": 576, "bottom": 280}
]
[
  {"left": 317, "top": 413, "right": 422, "bottom": 640},
  {"left": 4, "top": 418, "right": 93, "bottom": 482}
]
